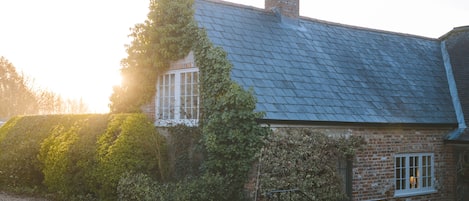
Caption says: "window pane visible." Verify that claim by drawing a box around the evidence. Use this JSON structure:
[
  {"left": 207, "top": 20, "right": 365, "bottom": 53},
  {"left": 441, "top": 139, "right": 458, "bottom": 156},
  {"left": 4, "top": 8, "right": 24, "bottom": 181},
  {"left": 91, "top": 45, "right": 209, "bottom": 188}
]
[
  {"left": 395, "top": 154, "right": 434, "bottom": 195},
  {"left": 157, "top": 70, "right": 199, "bottom": 122},
  {"left": 395, "top": 157, "right": 406, "bottom": 190}
]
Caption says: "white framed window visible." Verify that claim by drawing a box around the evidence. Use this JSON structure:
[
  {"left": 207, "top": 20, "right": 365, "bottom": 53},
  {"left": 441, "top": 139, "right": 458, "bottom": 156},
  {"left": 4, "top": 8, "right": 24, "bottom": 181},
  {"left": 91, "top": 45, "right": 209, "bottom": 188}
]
[
  {"left": 155, "top": 68, "right": 199, "bottom": 126},
  {"left": 394, "top": 153, "right": 436, "bottom": 197}
]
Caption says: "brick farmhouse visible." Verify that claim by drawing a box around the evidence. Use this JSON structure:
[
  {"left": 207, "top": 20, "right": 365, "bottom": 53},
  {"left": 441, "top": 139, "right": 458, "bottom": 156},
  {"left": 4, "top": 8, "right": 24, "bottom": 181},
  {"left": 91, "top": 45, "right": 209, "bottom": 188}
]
[{"left": 143, "top": 0, "right": 469, "bottom": 200}]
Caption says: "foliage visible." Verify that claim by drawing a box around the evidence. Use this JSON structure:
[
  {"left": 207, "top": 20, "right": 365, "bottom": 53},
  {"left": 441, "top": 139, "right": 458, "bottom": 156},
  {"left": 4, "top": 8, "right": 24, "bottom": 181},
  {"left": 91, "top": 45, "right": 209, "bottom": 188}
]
[
  {"left": 110, "top": 0, "right": 269, "bottom": 199},
  {"left": 170, "top": 174, "right": 232, "bottom": 201},
  {"left": 0, "top": 114, "right": 167, "bottom": 201},
  {"left": 0, "top": 115, "right": 79, "bottom": 189},
  {"left": 119, "top": 173, "right": 230, "bottom": 201},
  {"left": 0, "top": 56, "right": 90, "bottom": 118},
  {"left": 259, "top": 128, "right": 365, "bottom": 201},
  {"left": 96, "top": 113, "right": 167, "bottom": 201},
  {"left": 167, "top": 124, "right": 203, "bottom": 180},
  {"left": 117, "top": 172, "right": 157, "bottom": 201},
  {"left": 37, "top": 115, "right": 108, "bottom": 199},
  {"left": 110, "top": 0, "right": 197, "bottom": 113},
  {"left": 0, "top": 56, "right": 38, "bottom": 118},
  {"left": 194, "top": 29, "right": 270, "bottom": 199}
]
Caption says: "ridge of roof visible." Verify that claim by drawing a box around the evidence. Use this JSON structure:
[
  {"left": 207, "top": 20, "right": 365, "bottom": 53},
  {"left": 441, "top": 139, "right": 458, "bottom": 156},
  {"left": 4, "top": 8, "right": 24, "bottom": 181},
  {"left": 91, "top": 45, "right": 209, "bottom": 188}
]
[
  {"left": 439, "top": 25, "right": 469, "bottom": 40},
  {"left": 200, "top": 0, "right": 439, "bottom": 41},
  {"left": 298, "top": 16, "right": 439, "bottom": 41},
  {"left": 203, "top": 0, "right": 265, "bottom": 12}
]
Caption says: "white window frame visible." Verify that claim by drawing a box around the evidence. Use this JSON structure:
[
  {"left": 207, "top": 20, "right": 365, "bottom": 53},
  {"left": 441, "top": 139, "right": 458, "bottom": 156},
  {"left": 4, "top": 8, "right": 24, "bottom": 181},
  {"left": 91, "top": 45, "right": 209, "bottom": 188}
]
[
  {"left": 394, "top": 153, "right": 436, "bottom": 197},
  {"left": 155, "top": 68, "right": 199, "bottom": 126}
]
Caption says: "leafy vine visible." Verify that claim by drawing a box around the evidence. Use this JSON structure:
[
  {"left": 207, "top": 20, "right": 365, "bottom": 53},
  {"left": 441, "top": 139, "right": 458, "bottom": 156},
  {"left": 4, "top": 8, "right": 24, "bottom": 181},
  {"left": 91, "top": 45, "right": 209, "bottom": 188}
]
[
  {"left": 111, "top": 0, "right": 270, "bottom": 199},
  {"left": 110, "top": 0, "right": 197, "bottom": 113}
]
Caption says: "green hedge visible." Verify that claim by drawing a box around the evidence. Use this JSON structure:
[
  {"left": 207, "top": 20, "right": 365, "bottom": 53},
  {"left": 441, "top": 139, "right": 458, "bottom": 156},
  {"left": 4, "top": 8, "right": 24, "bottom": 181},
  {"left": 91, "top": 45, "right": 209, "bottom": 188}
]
[
  {"left": 0, "top": 114, "right": 166, "bottom": 200},
  {"left": 96, "top": 114, "right": 167, "bottom": 200}
]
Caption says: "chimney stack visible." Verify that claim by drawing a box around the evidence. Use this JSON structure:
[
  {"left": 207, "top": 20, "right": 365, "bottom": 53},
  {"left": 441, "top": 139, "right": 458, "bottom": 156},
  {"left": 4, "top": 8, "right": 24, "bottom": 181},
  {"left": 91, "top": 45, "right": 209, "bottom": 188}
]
[{"left": 265, "top": 0, "right": 299, "bottom": 18}]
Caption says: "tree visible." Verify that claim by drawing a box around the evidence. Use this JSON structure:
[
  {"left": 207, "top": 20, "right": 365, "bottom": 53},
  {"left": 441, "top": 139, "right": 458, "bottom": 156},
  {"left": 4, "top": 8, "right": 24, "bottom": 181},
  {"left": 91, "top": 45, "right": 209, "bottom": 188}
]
[
  {"left": 0, "top": 56, "right": 90, "bottom": 118},
  {"left": 0, "top": 56, "right": 38, "bottom": 118}
]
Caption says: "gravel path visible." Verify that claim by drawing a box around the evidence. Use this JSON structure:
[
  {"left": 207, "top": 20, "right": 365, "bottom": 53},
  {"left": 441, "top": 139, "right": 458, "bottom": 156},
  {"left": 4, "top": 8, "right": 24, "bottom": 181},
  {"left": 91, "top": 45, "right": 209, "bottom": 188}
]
[{"left": 0, "top": 193, "right": 47, "bottom": 201}]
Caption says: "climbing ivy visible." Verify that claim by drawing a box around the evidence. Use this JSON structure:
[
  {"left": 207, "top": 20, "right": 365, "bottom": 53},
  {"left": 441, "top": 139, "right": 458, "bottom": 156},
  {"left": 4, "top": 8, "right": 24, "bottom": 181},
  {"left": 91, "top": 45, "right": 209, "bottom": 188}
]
[
  {"left": 194, "top": 29, "right": 270, "bottom": 200},
  {"left": 111, "top": 0, "right": 269, "bottom": 199},
  {"left": 110, "top": 0, "right": 197, "bottom": 113},
  {"left": 259, "top": 128, "right": 365, "bottom": 201}
]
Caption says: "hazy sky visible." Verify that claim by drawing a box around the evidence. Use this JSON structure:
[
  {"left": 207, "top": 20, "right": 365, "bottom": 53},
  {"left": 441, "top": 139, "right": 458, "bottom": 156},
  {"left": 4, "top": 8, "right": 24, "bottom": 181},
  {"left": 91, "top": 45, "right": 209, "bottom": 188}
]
[{"left": 0, "top": 0, "right": 467, "bottom": 112}]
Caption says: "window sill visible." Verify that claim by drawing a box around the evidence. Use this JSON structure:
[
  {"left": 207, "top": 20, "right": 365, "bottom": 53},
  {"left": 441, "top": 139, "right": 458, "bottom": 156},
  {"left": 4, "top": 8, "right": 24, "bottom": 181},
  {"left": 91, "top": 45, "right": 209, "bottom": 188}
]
[
  {"left": 394, "top": 189, "right": 437, "bottom": 198},
  {"left": 154, "top": 119, "right": 198, "bottom": 127}
]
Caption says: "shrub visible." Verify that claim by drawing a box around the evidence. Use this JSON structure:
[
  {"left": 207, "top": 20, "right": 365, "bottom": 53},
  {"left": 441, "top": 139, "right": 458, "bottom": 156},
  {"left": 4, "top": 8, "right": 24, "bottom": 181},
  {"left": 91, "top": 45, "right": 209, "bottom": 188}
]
[
  {"left": 0, "top": 115, "right": 93, "bottom": 189},
  {"left": 96, "top": 114, "right": 167, "bottom": 200},
  {"left": 0, "top": 114, "right": 167, "bottom": 201},
  {"left": 38, "top": 115, "right": 108, "bottom": 199},
  {"left": 117, "top": 172, "right": 157, "bottom": 201},
  {"left": 150, "top": 174, "right": 230, "bottom": 201}
]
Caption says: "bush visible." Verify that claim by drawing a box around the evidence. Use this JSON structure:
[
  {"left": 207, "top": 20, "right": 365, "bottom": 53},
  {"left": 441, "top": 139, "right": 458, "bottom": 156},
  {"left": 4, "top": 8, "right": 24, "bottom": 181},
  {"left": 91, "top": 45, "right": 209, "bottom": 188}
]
[
  {"left": 0, "top": 114, "right": 167, "bottom": 201},
  {"left": 38, "top": 115, "right": 108, "bottom": 199},
  {"left": 151, "top": 174, "right": 231, "bottom": 201},
  {"left": 96, "top": 114, "right": 167, "bottom": 200},
  {"left": 117, "top": 172, "right": 157, "bottom": 201},
  {"left": 0, "top": 115, "right": 97, "bottom": 189}
]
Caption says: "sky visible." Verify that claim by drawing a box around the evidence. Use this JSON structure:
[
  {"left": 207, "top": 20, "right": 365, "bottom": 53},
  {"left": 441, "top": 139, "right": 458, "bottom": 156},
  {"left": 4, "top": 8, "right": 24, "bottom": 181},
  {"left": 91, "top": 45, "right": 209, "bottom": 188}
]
[{"left": 0, "top": 0, "right": 467, "bottom": 113}]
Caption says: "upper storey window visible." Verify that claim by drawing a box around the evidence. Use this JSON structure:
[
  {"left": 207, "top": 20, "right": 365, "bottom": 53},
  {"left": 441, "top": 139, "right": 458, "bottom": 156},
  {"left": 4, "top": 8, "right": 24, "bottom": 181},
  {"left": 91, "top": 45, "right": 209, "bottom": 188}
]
[{"left": 155, "top": 52, "right": 199, "bottom": 126}]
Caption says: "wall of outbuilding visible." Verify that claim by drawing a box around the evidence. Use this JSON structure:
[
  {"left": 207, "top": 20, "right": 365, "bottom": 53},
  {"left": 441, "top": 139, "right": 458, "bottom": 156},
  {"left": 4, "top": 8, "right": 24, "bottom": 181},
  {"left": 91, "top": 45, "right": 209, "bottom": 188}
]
[{"left": 267, "top": 125, "right": 457, "bottom": 201}]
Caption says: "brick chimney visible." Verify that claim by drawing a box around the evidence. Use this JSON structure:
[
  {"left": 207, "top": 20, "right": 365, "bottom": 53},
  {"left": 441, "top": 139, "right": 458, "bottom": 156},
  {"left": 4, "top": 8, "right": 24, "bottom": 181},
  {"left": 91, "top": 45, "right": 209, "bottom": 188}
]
[{"left": 265, "top": 0, "right": 299, "bottom": 18}]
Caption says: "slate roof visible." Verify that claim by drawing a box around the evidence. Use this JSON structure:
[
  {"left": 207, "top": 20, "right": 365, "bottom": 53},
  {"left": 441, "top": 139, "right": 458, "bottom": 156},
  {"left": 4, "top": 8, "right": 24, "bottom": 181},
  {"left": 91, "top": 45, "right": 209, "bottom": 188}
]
[{"left": 194, "top": 0, "right": 457, "bottom": 124}]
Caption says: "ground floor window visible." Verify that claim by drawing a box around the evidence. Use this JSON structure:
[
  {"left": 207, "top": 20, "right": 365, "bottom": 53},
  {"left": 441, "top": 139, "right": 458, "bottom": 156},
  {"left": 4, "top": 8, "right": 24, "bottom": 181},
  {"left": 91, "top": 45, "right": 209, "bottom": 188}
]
[{"left": 395, "top": 153, "right": 436, "bottom": 197}]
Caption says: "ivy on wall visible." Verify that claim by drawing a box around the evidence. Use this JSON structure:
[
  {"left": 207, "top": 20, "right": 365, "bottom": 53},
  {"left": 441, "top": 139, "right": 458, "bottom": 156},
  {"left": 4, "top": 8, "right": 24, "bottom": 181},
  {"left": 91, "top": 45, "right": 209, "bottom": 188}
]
[
  {"left": 194, "top": 29, "right": 270, "bottom": 199},
  {"left": 258, "top": 128, "right": 365, "bottom": 201},
  {"left": 110, "top": 0, "right": 197, "bottom": 113},
  {"left": 110, "top": 0, "right": 270, "bottom": 199}
]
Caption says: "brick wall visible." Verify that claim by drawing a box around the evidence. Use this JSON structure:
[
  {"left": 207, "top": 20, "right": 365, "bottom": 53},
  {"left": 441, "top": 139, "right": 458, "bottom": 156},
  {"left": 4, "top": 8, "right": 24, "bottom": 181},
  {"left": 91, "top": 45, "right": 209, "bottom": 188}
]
[
  {"left": 270, "top": 126, "right": 457, "bottom": 201},
  {"left": 265, "top": 0, "right": 299, "bottom": 18},
  {"left": 141, "top": 97, "right": 156, "bottom": 122}
]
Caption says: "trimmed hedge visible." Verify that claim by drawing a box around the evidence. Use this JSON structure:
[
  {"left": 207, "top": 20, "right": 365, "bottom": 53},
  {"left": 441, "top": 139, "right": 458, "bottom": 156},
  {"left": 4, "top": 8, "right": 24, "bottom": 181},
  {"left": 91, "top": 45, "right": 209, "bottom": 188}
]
[
  {"left": 0, "top": 114, "right": 166, "bottom": 200},
  {"left": 96, "top": 114, "right": 167, "bottom": 200}
]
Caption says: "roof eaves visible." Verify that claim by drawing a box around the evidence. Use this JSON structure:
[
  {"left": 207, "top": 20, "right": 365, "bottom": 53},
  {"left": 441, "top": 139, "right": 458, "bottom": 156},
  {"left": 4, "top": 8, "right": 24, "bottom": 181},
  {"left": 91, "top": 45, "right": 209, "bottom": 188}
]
[
  {"left": 200, "top": 0, "right": 440, "bottom": 41},
  {"left": 259, "top": 119, "right": 457, "bottom": 128}
]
